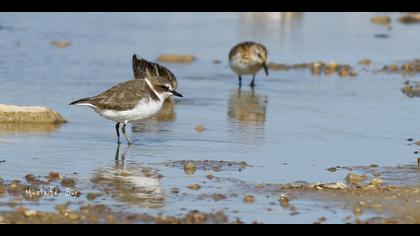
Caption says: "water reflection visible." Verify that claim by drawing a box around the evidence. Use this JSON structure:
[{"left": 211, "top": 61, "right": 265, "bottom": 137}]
[
  {"left": 91, "top": 145, "right": 165, "bottom": 208},
  {"left": 227, "top": 88, "right": 267, "bottom": 144},
  {"left": 0, "top": 122, "right": 63, "bottom": 134},
  {"left": 228, "top": 88, "right": 268, "bottom": 124},
  {"left": 131, "top": 98, "right": 176, "bottom": 133}
]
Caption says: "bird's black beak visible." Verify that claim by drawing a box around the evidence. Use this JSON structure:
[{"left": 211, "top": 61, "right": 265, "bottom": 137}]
[
  {"left": 171, "top": 90, "right": 183, "bottom": 97},
  {"left": 263, "top": 62, "right": 269, "bottom": 76}
]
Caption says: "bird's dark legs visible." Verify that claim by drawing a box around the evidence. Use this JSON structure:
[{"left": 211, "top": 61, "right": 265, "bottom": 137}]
[
  {"left": 115, "top": 123, "right": 121, "bottom": 144},
  {"left": 238, "top": 75, "right": 242, "bottom": 87},
  {"left": 250, "top": 75, "right": 256, "bottom": 87},
  {"left": 122, "top": 123, "right": 132, "bottom": 145}
]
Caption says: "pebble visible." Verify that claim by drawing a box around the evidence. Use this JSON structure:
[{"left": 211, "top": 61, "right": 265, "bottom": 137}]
[
  {"left": 346, "top": 173, "right": 367, "bottom": 184},
  {"left": 194, "top": 125, "right": 206, "bottom": 133},
  {"left": 48, "top": 172, "right": 60, "bottom": 179},
  {"left": 170, "top": 188, "right": 180, "bottom": 194},
  {"left": 25, "top": 174, "right": 36, "bottom": 182},
  {"left": 212, "top": 193, "right": 227, "bottom": 202},
  {"left": 326, "top": 167, "right": 337, "bottom": 172},
  {"left": 187, "top": 184, "right": 201, "bottom": 191},
  {"left": 50, "top": 40, "right": 71, "bottom": 48},
  {"left": 24, "top": 210, "right": 37, "bottom": 217},
  {"left": 371, "top": 16, "right": 391, "bottom": 25},
  {"left": 156, "top": 54, "right": 195, "bottom": 64},
  {"left": 279, "top": 194, "right": 290, "bottom": 208},
  {"left": 184, "top": 162, "right": 197, "bottom": 175},
  {"left": 61, "top": 178, "right": 76, "bottom": 188},
  {"left": 243, "top": 195, "right": 255, "bottom": 204}
]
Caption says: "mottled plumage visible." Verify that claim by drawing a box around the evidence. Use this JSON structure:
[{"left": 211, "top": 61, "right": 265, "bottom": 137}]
[{"left": 229, "top": 41, "right": 269, "bottom": 87}]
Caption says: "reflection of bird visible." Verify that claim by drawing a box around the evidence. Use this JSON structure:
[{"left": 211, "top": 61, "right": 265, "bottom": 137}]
[
  {"left": 70, "top": 56, "right": 183, "bottom": 145},
  {"left": 91, "top": 144, "right": 165, "bottom": 208},
  {"left": 229, "top": 42, "right": 269, "bottom": 87},
  {"left": 228, "top": 88, "right": 268, "bottom": 124},
  {"left": 132, "top": 54, "right": 178, "bottom": 90}
]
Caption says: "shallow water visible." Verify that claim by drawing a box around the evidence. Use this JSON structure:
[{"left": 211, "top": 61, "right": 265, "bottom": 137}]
[{"left": 1, "top": 12, "right": 420, "bottom": 223}]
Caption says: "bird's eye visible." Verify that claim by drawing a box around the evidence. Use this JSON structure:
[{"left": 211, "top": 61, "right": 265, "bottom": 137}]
[{"left": 160, "top": 85, "right": 169, "bottom": 91}]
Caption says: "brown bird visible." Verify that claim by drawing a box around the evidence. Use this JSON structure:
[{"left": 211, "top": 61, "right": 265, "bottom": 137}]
[{"left": 229, "top": 41, "right": 269, "bottom": 87}]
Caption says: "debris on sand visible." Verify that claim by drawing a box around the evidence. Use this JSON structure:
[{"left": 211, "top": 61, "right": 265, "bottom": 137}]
[
  {"left": 184, "top": 162, "right": 197, "bottom": 175},
  {"left": 156, "top": 54, "right": 195, "bottom": 63},
  {"left": 371, "top": 16, "right": 391, "bottom": 25},
  {"left": 267, "top": 61, "right": 358, "bottom": 77},
  {"left": 358, "top": 58, "right": 372, "bottom": 66},
  {"left": 0, "top": 104, "right": 66, "bottom": 124},
  {"left": 383, "top": 60, "right": 420, "bottom": 75}
]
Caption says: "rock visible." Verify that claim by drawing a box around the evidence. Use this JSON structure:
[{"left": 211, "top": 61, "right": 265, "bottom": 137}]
[
  {"left": 318, "top": 182, "right": 348, "bottom": 190},
  {"left": 156, "top": 54, "right": 195, "bottom": 63},
  {"left": 243, "top": 195, "right": 255, "bottom": 203},
  {"left": 184, "top": 211, "right": 208, "bottom": 224},
  {"left": 24, "top": 210, "right": 37, "bottom": 217},
  {"left": 68, "top": 213, "right": 80, "bottom": 221},
  {"left": 212, "top": 59, "right": 221, "bottom": 64},
  {"left": 279, "top": 194, "right": 289, "bottom": 208},
  {"left": 369, "top": 178, "right": 384, "bottom": 187},
  {"left": 194, "top": 125, "right": 206, "bottom": 133},
  {"left": 399, "top": 14, "right": 420, "bottom": 24},
  {"left": 50, "top": 40, "right": 71, "bottom": 48},
  {"left": 415, "top": 141, "right": 420, "bottom": 146},
  {"left": 170, "top": 188, "right": 180, "bottom": 193},
  {"left": 61, "top": 178, "right": 76, "bottom": 188},
  {"left": 359, "top": 58, "right": 372, "bottom": 65},
  {"left": 184, "top": 162, "right": 197, "bottom": 175},
  {"left": 25, "top": 174, "right": 36, "bottom": 182},
  {"left": 48, "top": 172, "right": 60, "bottom": 180},
  {"left": 346, "top": 173, "right": 367, "bottom": 184},
  {"left": 212, "top": 193, "right": 227, "bottom": 202},
  {"left": 87, "top": 192, "right": 101, "bottom": 201},
  {"left": 187, "top": 184, "right": 201, "bottom": 191},
  {"left": 0, "top": 104, "right": 66, "bottom": 123},
  {"left": 326, "top": 167, "right": 337, "bottom": 172},
  {"left": 371, "top": 16, "right": 391, "bottom": 25},
  {"left": 319, "top": 216, "right": 327, "bottom": 222}
]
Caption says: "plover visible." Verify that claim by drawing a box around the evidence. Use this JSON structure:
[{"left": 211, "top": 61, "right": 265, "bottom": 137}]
[
  {"left": 132, "top": 54, "right": 178, "bottom": 90},
  {"left": 228, "top": 41, "right": 269, "bottom": 87},
  {"left": 70, "top": 76, "right": 183, "bottom": 145}
]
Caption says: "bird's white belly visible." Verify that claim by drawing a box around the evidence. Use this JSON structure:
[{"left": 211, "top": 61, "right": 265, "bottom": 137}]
[
  {"left": 96, "top": 99, "right": 163, "bottom": 123},
  {"left": 229, "top": 59, "right": 262, "bottom": 75}
]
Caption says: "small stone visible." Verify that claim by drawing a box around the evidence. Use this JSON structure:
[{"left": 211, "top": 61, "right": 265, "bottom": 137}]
[
  {"left": 353, "top": 206, "right": 363, "bottom": 216},
  {"left": 326, "top": 167, "right": 337, "bottom": 172},
  {"left": 319, "top": 216, "right": 327, "bottom": 222},
  {"left": 184, "top": 211, "right": 208, "bottom": 224},
  {"left": 184, "top": 162, "right": 197, "bottom": 175},
  {"left": 212, "top": 59, "right": 221, "bottom": 64},
  {"left": 171, "top": 188, "right": 180, "bottom": 193},
  {"left": 50, "top": 40, "right": 71, "bottom": 48},
  {"left": 87, "top": 192, "right": 101, "bottom": 201},
  {"left": 369, "top": 178, "right": 384, "bottom": 187},
  {"left": 206, "top": 174, "right": 214, "bottom": 180},
  {"left": 156, "top": 54, "right": 195, "bottom": 64},
  {"left": 414, "top": 141, "right": 420, "bottom": 146},
  {"left": 346, "top": 173, "right": 367, "bottom": 184},
  {"left": 243, "top": 195, "right": 255, "bottom": 204},
  {"left": 279, "top": 194, "right": 289, "bottom": 208},
  {"left": 24, "top": 210, "right": 37, "bottom": 217},
  {"left": 25, "top": 174, "right": 36, "bottom": 182},
  {"left": 61, "top": 178, "right": 76, "bottom": 188},
  {"left": 194, "top": 125, "right": 206, "bottom": 133},
  {"left": 187, "top": 184, "right": 201, "bottom": 191},
  {"left": 68, "top": 213, "right": 80, "bottom": 221},
  {"left": 359, "top": 58, "right": 372, "bottom": 65},
  {"left": 212, "top": 193, "right": 227, "bottom": 202},
  {"left": 48, "top": 172, "right": 60, "bottom": 179}
]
